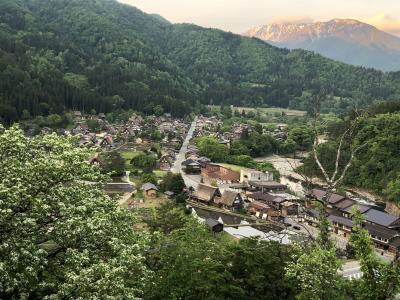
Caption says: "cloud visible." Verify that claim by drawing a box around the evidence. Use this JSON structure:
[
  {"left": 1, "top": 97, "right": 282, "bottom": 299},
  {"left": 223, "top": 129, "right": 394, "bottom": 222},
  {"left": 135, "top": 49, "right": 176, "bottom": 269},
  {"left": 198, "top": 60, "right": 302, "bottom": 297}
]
[
  {"left": 363, "top": 14, "right": 400, "bottom": 36},
  {"left": 271, "top": 16, "right": 314, "bottom": 25}
]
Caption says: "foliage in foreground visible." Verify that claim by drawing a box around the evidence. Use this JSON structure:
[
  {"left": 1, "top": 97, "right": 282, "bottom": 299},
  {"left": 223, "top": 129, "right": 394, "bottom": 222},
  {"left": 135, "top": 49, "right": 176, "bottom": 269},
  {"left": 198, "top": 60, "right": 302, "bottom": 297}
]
[
  {"left": 146, "top": 219, "right": 297, "bottom": 300},
  {"left": 0, "top": 126, "right": 150, "bottom": 299},
  {"left": 1, "top": 126, "right": 399, "bottom": 299}
]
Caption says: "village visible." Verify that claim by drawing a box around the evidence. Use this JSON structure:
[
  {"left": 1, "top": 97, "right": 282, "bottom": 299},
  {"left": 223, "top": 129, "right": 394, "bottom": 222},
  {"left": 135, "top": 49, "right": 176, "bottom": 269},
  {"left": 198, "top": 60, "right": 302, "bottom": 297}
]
[
  {"left": 24, "top": 109, "right": 400, "bottom": 277},
  {"left": 180, "top": 116, "right": 400, "bottom": 259},
  {"left": 4, "top": 0, "right": 400, "bottom": 297}
]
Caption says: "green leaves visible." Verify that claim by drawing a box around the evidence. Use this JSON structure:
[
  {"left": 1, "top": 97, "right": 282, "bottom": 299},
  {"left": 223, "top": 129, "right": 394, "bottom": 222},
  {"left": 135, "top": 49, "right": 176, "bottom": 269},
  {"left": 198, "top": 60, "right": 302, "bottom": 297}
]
[
  {"left": 196, "top": 137, "right": 230, "bottom": 163},
  {"left": 348, "top": 210, "right": 400, "bottom": 300},
  {"left": 286, "top": 246, "right": 345, "bottom": 300},
  {"left": 101, "top": 151, "right": 125, "bottom": 176},
  {"left": 287, "top": 125, "right": 314, "bottom": 150},
  {"left": 160, "top": 173, "right": 185, "bottom": 195},
  {"left": 0, "top": 126, "right": 150, "bottom": 298},
  {"left": 2, "top": 0, "right": 400, "bottom": 122},
  {"left": 147, "top": 219, "right": 243, "bottom": 300}
]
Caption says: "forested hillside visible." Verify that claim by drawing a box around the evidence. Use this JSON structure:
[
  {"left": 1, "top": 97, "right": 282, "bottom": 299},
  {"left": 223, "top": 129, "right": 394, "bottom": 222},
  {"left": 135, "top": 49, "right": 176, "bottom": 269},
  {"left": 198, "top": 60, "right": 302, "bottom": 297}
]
[
  {"left": 1, "top": 0, "right": 400, "bottom": 124},
  {"left": 0, "top": 0, "right": 198, "bottom": 123},
  {"left": 165, "top": 24, "right": 400, "bottom": 109},
  {"left": 302, "top": 104, "right": 400, "bottom": 204}
]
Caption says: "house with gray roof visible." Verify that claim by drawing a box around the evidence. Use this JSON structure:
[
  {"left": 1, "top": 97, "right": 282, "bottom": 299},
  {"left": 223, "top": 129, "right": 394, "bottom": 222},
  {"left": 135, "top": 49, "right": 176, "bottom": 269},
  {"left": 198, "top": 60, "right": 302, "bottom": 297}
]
[{"left": 364, "top": 209, "right": 400, "bottom": 228}]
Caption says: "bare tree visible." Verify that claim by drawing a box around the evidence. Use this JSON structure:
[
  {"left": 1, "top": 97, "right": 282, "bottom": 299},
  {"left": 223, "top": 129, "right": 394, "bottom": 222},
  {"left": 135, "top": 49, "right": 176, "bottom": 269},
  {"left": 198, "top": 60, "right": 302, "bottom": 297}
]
[
  {"left": 311, "top": 94, "right": 366, "bottom": 195},
  {"left": 307, "top": 94, "right": 367, "bottom": 248}
]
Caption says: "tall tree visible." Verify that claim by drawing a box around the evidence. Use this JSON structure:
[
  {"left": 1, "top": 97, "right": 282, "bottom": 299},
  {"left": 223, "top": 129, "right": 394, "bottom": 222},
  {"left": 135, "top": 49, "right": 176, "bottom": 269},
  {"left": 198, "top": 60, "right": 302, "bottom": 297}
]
[
  {"left": 147, "top": 219, "right": 243, "bottom": 299},
  {"left": 0, "top": 126, "right": 150, "bottom": 299},
  {"left": 348, "top": 210, "right": 400, "bottom": 300},
  {"left": 286, "top": 245, "right": 347, "bottom": 300}
]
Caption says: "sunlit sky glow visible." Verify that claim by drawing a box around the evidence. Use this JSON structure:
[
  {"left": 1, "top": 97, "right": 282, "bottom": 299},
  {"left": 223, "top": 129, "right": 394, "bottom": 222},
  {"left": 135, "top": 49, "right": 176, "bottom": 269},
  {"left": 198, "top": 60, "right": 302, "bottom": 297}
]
[{"left": 118, "top": 0, "right": 400, "bottom": 36}]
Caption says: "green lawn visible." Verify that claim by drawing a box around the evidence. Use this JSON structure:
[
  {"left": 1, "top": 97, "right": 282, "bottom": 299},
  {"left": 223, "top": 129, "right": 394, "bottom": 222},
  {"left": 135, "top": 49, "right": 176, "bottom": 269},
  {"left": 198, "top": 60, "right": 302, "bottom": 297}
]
[
  {"left": 154, "top": 170, "right": 167, "bottom": 178},
  {"left": 121, "top": 149, "right": 143, "bottom": 161},
  {"left": 120, "top": 150, "right": 143, "bottom": 169},
  {"left": 258, "top": 107, "right": 307, "bottom": 117},
  {"left": 121, "top": 150, "right": 167, "bottom": 181},
  {"left": 209, "top": 105, "right": 307, "bottom": 117},
  {"left": 129, "top": 170, "right": 166, "bottom": 188}
]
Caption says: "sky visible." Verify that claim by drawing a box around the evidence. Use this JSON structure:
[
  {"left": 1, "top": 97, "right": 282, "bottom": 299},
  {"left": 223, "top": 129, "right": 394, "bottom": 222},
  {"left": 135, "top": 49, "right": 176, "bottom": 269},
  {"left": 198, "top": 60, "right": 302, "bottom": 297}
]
[{"left": 118, "top": 0, "right": 400, "bottom": 36}]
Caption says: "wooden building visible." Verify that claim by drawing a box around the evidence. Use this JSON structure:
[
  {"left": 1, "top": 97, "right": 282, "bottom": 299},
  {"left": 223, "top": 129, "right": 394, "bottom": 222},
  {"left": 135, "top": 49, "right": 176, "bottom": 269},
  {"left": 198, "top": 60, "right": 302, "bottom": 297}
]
[
  {"left": 182, "top": 159, "right": 201, "bottom": 174},
  {"left": 191, "top": 184, "right": 221, "bottom": 205},
  {"left": 248, "top": 181, "right": 286, "bottom": 193},
  {"left": 159, "top": 154, "right": 174, "bottom": 171},
  {"left": 141, "top": 183, "right": 158, "bottom": 198},
  {"left": 206, "top": 218, "right": 224, "bottom": 233},
  {"left": 215, "top": 191, "right": 244, "bottom": 210}
]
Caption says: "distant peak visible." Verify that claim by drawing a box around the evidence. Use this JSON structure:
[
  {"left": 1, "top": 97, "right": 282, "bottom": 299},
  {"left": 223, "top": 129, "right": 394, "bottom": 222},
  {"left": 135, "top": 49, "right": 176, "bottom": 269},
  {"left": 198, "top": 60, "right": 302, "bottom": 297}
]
[
  {"left": 330, "top": 18, "right": 360, "bottom": 23},
  {"left": 327, "top": 18, "right": 366, "bottom": 26},
  {"left": 243, "top": 17, "right": 400, "bottom": 71}
]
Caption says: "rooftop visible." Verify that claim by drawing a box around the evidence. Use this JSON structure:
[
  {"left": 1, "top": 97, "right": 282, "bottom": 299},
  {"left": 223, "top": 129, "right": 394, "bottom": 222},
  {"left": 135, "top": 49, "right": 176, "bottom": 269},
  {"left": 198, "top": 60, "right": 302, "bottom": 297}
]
[
  {"left": 251, "top": 201, "right": 270, "bottom": 211},
  {"left": 334, "top": 199, "right": 356, "bottom": 210},
  {"left": 364, "top": 209, "right": 399, "bottom": 227},
  {"left": 249, "top": 181, "right": 286, "bottom": 188},
  {"left": 217, "top": 190, "right": 241, "bottom": 207},
  {"left": 343, "top": 204, "right": 371, "bottom": 214},
  {"left": 309, "top": 188, "right": 346, "bottom": 204},
  {"left": 142, "top": 183, "right": 158, "bottom": 191},
  {"left": 328, "top": 214, "right": 353, "bottom": 228},
  {"left": 193, "top": 184, "right": 219, "bottom": 202},
  {"left": 364, "top": 223, "right": 398, "bottom": 240}
]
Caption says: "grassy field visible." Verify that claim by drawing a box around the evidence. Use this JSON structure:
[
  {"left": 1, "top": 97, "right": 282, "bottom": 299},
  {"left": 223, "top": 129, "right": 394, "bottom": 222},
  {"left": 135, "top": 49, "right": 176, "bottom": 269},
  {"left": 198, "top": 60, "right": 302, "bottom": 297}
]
[
  {"left": 122, "top": 195, "right": 167, "bottom": 209},
  {"left": 121, "top": 150, "right": 143, "bottom": 167},
  {"left": 135, "top": 196, "right": 167, "bottom": 208},
  {"left": 210, "top": 105, "right": 307, "bottom": 117},
  {"left": 121, "top": 150, "right": 145, "bottom": 174},
  {"left": 258, "top": 107, "right": 307, "bottom": 117},
  {"left": 154, "top": 170, "right": 167, "bottom": 178},
  {"left": 130, "top": 170, "right": 167, "bottom": 187}
]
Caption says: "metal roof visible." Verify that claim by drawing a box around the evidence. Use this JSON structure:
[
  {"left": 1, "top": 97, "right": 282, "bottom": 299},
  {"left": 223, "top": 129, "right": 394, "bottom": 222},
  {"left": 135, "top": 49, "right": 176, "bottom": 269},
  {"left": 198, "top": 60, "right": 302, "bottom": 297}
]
[
  {"left": 249, "top": 181, "right": 286, "bottom": 188},
  {"left": 364, "top": 209, "right": 399, "bottom": 227},
  {"left": 328, "top": 215, "right": 354, "bottom": 228},
  {"left": 343, "top": 204, "right": 371, "bottom": 214},
  {"left": 364, "top": 223, "right": 398, "bottom": 240},
  {"left": 334, "top": 199, "right": 356, "bottom": 209},
  {"left": 309, "top": 188, "right": 346, "bottom": 204}
]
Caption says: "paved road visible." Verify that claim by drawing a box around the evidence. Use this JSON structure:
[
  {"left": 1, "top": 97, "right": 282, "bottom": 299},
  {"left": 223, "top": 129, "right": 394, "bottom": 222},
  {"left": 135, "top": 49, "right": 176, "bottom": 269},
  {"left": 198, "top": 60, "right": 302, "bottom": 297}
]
[{"left": 171, "top": 117, "right": 201, "bottom": 189}]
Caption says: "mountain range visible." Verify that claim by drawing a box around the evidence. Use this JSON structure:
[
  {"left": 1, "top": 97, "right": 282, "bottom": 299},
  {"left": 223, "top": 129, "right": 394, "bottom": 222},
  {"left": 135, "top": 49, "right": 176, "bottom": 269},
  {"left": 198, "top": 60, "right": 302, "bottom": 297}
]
[
  {"left": 244, "top": 19, "right": 400, "bottom": 71},
  {"left": 1, "top": 0, "right": 400, "bottom": 124}
]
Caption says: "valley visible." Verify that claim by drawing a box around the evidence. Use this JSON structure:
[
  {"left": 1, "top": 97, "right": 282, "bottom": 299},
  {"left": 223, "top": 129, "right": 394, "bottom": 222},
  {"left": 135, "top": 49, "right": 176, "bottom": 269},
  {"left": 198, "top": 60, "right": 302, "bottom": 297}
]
[{"left": 1, "top": 0, "right": 400, "bottom": 299}]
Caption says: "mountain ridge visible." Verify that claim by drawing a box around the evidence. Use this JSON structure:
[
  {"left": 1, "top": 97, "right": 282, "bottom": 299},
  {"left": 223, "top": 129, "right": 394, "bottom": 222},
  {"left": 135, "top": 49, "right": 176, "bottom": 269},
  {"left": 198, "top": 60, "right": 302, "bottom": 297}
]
[
  {"left": 244, "top": 18, "right": 400, "bottom": 71},
  {"left": 1, "top": 0, "right": 400, "bottom": 124}
]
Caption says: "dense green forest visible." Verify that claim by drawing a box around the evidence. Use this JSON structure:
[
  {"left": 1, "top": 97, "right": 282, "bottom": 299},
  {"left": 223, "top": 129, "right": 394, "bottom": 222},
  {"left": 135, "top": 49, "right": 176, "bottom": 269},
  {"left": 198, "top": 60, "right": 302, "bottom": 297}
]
[
  {"left": 301, "top": 104, "right": 400, "bottom": 203},
  {"left": 0, "top": 0, "right": 198, "bottom": 123},
  {"left": 1, "top": 0, "right": 400, "bottom": 124}
]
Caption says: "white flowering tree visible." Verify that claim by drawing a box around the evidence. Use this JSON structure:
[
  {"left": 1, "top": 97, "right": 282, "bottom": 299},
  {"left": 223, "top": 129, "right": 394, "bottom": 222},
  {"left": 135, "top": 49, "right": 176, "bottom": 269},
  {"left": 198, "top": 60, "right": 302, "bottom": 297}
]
[
  {"left": 0, "top": 126, "right": 150, "bottom": 299},
  {"left": 285, "top": 246, "right": 346, "bottom": 300}
]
